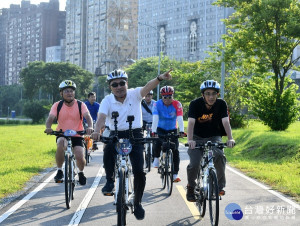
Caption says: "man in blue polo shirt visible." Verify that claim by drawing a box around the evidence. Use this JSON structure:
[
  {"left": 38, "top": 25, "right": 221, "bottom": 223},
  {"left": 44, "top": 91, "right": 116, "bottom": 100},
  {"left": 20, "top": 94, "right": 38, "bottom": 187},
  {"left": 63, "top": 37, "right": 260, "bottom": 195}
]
[{"left": 84, "top": 92, "right": 100, "bottom": 122}]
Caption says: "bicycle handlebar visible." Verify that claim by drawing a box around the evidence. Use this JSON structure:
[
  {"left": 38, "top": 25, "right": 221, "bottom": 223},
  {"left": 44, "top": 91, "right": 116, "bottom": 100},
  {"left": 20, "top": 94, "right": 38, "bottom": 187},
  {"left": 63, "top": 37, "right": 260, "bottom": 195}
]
[
  {"left": 100, "top": 135, "right": 158, "bottom": 145},
  {"left": 184, "top": 141, "right": 227, "bottom": 149},
  {"left": 47, "top": 129, "right": 86, "bottom": 136}
]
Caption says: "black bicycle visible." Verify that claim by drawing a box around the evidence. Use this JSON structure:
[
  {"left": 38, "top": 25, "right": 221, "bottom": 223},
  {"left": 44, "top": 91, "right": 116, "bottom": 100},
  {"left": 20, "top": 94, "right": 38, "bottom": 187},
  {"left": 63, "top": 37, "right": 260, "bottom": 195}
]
[
  {"left": 144, "top": 122, "right": 153, "bottom": 172},
  {"left": 49, "top": 129, "right": 85, "bottom": 209},
  {"left": 185, "top": 141, "right": 226, "bottom": 226},
  {"left": 99, "top": 112, "right": 157, "bottom": 226},
  {"left": 157, "top": 133, "right": 181, "bottom": 196}
]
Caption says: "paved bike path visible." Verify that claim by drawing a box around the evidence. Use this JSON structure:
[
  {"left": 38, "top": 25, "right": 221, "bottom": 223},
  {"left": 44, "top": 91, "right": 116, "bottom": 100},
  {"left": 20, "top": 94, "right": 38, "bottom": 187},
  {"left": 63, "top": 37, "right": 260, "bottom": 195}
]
[{"left": 0, "top": 143, "right": 299, "bottom": 225}]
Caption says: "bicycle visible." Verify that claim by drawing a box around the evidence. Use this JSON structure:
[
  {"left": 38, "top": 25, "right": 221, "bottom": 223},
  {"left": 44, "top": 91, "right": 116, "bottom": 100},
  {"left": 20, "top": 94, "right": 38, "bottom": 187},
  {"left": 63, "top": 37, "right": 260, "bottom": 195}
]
[
  {"left": 143, "top": 122, "right": 153, "bottom": 172},
  {"left": 83, "top": 121, "right": 97, "bottom": 165},
  {"left": 157, "top": 133, "right": 181, "bottom": 196},
  {"left": 49, "top": 129, "right": 85, "bottom": 209},
  {"left": 99, "top": 112, "right": 157, "bottom": 226},
  {"left": 185, "top": 141, "right": 226, "bottom": 226}
]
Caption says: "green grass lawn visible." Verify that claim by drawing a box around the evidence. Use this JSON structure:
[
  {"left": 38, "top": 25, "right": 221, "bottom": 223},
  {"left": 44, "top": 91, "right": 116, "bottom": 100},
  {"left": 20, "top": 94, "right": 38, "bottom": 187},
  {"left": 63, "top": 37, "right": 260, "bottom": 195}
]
[
  {"left": 0, "top": 125, "right": 56, "bottom": 200},
  {"left": 0, "top": 121, "right": 299, "bottom": 203},
  {"left": 227, "top": 120, "right": 300, "bottom": 202}
]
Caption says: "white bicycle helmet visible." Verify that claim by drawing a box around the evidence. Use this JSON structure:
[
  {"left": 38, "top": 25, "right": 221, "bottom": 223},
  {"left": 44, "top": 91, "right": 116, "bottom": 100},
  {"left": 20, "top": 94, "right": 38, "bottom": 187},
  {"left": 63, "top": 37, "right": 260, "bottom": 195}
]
[
  {"left": 107, "top": 69, "right": 128, "bottom": 83},
  {"left": 200, "top": 80, "right": 220, "bottom": 93},
  {"left": 59, "top": 80, "right": 76, "bottom": 91}
]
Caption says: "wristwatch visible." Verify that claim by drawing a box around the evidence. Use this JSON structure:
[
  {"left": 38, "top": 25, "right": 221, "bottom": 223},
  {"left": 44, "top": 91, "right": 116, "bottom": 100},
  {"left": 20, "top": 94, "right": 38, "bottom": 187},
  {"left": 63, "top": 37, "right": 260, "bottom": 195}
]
[{"left": 156, "top": 75, "right": 163, "bottom": 81}]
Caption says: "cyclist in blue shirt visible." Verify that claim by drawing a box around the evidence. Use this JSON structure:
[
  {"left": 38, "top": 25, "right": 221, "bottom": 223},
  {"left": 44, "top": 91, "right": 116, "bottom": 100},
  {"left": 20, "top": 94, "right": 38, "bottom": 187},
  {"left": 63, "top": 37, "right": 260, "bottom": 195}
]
[
  {"left": 152, "top": 86, "right": 185, "bottom": 182},
  {"left": 84, "top": 92, "right": 100, "bottom": 122}
]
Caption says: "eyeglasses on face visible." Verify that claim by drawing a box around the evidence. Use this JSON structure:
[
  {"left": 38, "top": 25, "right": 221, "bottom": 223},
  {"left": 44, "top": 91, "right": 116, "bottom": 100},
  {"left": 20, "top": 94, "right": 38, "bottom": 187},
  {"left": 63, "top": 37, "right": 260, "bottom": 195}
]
[
  {"left": 162, "top": 95, "right": 173, "bottom": 99},
  {"left": 204, "top": 91, "right": 218, "bottom": 97},
  {"left": 111, "top": 81, "right": 126, "bottom": 88}
]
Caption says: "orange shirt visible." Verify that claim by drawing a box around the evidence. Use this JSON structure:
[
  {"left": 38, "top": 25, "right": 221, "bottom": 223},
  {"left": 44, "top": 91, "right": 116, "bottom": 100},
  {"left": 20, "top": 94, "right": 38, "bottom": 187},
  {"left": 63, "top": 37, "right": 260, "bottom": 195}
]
[{"left": 49, "top": 100, "right": 88, "bottom": 134}]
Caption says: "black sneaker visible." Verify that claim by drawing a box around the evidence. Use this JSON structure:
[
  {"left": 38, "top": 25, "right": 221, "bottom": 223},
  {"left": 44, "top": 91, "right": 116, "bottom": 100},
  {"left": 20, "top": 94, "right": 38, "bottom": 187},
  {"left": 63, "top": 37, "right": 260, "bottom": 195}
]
[
  {"left": 54, "top": 170, "right": 64, "bottom": 183},
  {"left": 78, "top": 172, "right": 87, "bottom": 185},
  {"left": 186, "top": 185, "right": 196, "bottom": 202},
  {"left": 134, "top": 204, "right": 145, "bottom": 220},
  {"left": 92, "top": 143, "right": 98, "bottom": 150},
  {"left": 102, "top": 181, "right": 115, "bottom": 196}
]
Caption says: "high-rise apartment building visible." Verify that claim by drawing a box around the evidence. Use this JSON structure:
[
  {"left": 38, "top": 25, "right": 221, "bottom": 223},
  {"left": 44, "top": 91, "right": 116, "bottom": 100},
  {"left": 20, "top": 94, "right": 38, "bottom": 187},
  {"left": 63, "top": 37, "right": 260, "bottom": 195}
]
[
  {"left": 0, "top": 9, "right": 8, "bottom": 86},
  {"left": 65, "top": 0, "right": 138, "bottom": 75},
  {"left": 3, "top": 0, "right": 65, "bottom": 85},
  {"left": 138, "top": 0, "right": 234, "bottom": 62}
]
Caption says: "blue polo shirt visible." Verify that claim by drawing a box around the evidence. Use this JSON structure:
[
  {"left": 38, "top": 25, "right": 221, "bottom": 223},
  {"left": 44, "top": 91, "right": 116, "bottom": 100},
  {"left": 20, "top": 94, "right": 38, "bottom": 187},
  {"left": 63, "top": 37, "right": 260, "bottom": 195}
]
[{"left": 84, "top": 101, "right": 100, "bottom": 122}]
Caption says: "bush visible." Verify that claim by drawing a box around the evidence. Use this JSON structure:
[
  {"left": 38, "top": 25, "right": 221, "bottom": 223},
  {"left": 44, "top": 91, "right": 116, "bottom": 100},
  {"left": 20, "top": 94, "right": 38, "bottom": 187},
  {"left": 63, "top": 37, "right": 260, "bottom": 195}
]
[
  {"left": 229, "top": 112, "right": 247, "bottom": 129},
  {"left": 23, "top": 100, "right": 50, "bottom": 124},
  {"left": 252, "top": 87, "right": 300, "bottom": 131}
]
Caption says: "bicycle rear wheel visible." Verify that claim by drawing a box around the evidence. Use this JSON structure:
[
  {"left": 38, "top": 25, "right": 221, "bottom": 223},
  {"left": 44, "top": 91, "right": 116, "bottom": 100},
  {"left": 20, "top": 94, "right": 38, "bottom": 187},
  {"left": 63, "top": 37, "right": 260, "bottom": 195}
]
[
  {"left": 208, "top": 169, "right": 219, "bottom": 226},
  {"left": 196, "top": 170, "right": 206, "bottom": 217},
  {"left": 64, "top": 154, "right": 73, "bottom": 209},
  {"left": 166, "top": 150, "right": 174, "bottom": 196},
  {"left": 117, "top": 168, "right": 127, "bottom": 226}
]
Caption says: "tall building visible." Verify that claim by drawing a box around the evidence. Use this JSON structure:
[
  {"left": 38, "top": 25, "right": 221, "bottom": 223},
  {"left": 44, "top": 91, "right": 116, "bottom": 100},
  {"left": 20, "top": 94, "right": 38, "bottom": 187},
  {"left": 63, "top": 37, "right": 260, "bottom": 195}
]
[
  {"left": 138, "top": 0, "right": 234, "bottom": 62},
  {"left": 65, "top": 0, "right": 138, "bottom": 75},
  {"left": 3, "top": 0, "right": 65, "bottom": 85},
  {"left": 0, "top": 9, "right": 8, "bottom": 86}
]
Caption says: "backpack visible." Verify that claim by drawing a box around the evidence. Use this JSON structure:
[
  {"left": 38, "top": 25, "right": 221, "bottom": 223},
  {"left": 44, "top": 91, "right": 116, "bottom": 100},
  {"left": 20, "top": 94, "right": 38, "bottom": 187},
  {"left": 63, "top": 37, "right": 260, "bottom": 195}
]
[{"left": 57, "top": 100, "right": 82, "bottom": 120}]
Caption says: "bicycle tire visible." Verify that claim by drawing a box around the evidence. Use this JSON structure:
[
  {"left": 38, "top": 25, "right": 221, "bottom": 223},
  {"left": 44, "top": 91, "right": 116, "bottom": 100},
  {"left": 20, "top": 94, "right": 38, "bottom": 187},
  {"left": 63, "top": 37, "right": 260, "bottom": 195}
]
[
  {"left": 208, "top": 169, "right": 219, "bottom": 226},
  {"left": 147, "top": 143, "right": 152, "bottom": 172},
  {"left": 64, "top": 154, "right": 73, "bottom": 209},
  {"left": 196, "top": 169, "right": 206, "bottom": 217},
  {"left": 143, "top": 144, "right": 148, "bottom": 170},
  {"left": 166, "top": 150, "right": 174, "bottom": 196},
  {"left": 84, "top": 142, "right": 89, "bottom": 165},
  {"left": 161, "top": 157, "right": 167, "bottom": 189},
  {"left": 117, "top": 168, "right": 127, "bottom": 226}
]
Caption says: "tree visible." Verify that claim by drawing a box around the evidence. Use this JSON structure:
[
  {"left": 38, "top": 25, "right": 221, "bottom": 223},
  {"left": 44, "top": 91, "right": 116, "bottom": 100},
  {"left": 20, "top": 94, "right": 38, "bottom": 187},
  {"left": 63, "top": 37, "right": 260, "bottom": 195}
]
[
  {"left": 19, "top": 62, "right": 94, "bottom": 103},
  {"left": 215, "top": 0, "right": 300, "bottom": 130}
]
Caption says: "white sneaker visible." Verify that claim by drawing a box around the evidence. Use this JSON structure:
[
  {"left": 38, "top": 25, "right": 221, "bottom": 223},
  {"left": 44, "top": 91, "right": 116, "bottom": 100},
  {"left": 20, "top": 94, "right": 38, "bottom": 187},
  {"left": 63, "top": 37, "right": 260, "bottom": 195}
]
[
  {"left": 173, "top": 174, "right": 181, "bottom": 182},
  {"left": 152, "top": 157, "right": 159, "bottom": 168}
]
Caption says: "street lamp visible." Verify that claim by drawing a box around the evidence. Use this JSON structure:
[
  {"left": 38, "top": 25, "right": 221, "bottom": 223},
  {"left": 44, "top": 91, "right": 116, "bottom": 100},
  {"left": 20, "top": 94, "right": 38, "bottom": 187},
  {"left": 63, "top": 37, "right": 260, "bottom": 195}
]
[
  {"left": 138, "top": 22, "right": 161, "bottom": 100},
  {"left": 220, "top": 7, "right": 226, "bottom": 99}
]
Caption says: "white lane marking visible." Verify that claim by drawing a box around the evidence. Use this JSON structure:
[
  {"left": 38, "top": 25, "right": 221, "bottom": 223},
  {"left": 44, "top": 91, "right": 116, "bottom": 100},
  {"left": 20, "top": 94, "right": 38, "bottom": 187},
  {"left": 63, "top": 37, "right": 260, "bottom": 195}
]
[
  {"left": 0, "top": 171, "right": 56, "bottom": 224},
  {"left": 68, "top": 166, "right": 104, "bottom": 226},
  {"left": 226, "top": 165, "right": 300, "bottom": 210}
]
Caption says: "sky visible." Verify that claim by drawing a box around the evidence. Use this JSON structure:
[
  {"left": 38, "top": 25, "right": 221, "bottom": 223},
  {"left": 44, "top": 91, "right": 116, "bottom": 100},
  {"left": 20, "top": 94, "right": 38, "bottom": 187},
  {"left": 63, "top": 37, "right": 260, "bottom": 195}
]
[{"left": 0, "top": 0, "right": 66, "bottom": 11}]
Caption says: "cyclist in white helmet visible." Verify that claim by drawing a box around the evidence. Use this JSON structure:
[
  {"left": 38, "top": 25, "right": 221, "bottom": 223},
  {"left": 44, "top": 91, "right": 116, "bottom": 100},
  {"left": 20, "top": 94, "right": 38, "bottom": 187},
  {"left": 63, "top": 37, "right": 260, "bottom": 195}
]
[
  {"left": 186, "top": 80, "right": 235, "bottom": 202},
  {"left": 45, "top": 80, "right": 93, "bottom": 185},
  {"left": 92, "top": 68, "right": 172, "bottom": 221}
]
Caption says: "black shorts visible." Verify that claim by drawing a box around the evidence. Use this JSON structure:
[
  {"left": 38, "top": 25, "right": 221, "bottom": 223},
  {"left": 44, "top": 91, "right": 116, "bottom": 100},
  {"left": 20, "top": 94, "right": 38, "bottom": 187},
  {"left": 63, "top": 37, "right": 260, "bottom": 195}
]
[{"left": 56, "top": 136, "right": 84, "bottom": 148}]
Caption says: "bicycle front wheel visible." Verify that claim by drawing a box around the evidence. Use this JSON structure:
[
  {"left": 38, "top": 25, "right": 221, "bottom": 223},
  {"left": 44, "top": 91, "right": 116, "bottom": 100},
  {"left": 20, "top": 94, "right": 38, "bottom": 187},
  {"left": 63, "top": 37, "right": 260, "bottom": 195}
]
[
  {"left": 166, "top": 150, "right": 174, "bottom": 196},
  {"left": 146, "top": 143, "right": 152, "bottom": 172},
  {"left": 208, "top": 169, "right": 219, "bottom": 226},
  {"left": 64, "top": 154, "right": 73, "bottom": 209},
  {"left": 196, "top": 170, "right": 206, "bottom": 217},
  {"left": 117, "top": 168, "right": 127, "bottom": 226},
  {"left": 84, "top": 142, "right": 89, "bottom": 165}
]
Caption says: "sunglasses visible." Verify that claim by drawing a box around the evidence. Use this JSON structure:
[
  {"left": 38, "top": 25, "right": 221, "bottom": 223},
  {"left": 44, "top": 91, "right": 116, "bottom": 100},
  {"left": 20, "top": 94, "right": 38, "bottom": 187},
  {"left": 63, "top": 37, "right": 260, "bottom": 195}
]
[
  {"left": 111, "top": 81, "right": 126, "bottom": 88},
  {"left": 162, "top": 95, "right": 173, "bottom": 99}
]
